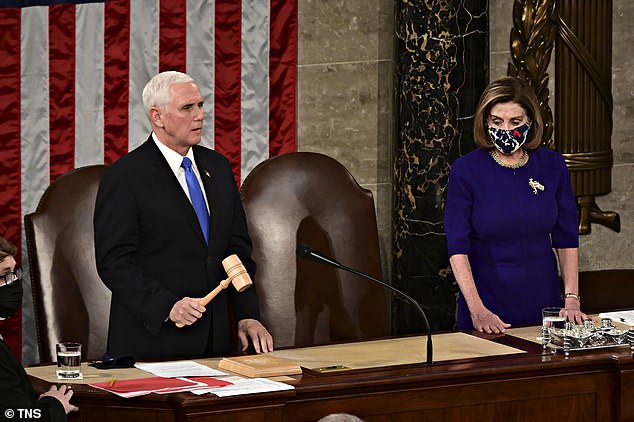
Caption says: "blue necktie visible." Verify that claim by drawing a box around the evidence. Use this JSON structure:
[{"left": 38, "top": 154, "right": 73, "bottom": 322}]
[{"left": 181, "top": 157, "right": 209, "bottom": 244}]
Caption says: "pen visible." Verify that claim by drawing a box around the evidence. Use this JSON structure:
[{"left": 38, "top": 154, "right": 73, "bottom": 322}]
[{"left": 108, "top": 377, "right": 116, "bottom": 387}]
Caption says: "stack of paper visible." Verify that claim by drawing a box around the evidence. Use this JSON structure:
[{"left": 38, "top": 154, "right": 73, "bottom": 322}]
[
  {"left": 598, "top": 310, "right": 634, "bottom": 326},
  {"left": 90, "top": 359, "right": 295, "bottom": 398},
  {"left": 134, "top": 361, "right": 227, "bottom": 377},
  {"left": 191, "top": 376, "right": 295, "bottom": 397}
]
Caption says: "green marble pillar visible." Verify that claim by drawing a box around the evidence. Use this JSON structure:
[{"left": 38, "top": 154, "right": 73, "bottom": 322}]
[{"left": 393, "top": 0, "right": 488, "bottom": 333}]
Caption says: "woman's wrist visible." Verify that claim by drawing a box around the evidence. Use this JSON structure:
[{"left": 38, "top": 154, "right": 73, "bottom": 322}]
[{"left": 564, "top": 296, "right": 581, "bottom": 311}]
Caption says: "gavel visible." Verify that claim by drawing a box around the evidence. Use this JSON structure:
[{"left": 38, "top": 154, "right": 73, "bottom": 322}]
[{"left": 175, "top": 254, "right": 252, "bottom": 328}]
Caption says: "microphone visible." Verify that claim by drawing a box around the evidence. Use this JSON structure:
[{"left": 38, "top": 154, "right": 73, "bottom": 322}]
[{"left": 296, "top": 244, "right": 433, "bottom": 365}]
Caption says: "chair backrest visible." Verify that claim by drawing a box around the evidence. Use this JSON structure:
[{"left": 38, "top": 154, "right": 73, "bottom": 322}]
[
  {"left": 24, "top": 165, "right": 110, "bottom": 362},
  {"left": 578, "top": 269, "right": 634, "bottom": 314},
  {"left": 241, "top": 152, "right": 390, "bottom": 349}
]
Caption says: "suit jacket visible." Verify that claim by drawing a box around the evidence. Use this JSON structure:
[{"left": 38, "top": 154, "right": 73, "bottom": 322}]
[
  {"left": 93, "top": 137, "right": 259, "bottom": 359},
  {"left": 0, "top": 339, "right": 66, "bottom": 421}
]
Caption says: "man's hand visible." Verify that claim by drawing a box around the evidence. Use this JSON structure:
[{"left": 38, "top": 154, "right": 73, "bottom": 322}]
[
  {"left": 169, "top": 297, "right": 206, "bottom": 326},
  {"left": 238, "top": 319, "right": 274, "bottom": 353}
]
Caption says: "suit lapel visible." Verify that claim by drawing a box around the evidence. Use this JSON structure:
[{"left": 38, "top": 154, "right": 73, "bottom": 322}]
[{"left": 144, "top": 139, "right": 208, "bottom": 247}]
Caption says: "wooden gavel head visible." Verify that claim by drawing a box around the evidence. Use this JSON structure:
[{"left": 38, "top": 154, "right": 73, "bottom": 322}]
[
  {"left": 176, "top": 255, "right": 254, "bottom": 327},
  {"left": 221, "top": 254, "right": 252, "bottom": 292}
]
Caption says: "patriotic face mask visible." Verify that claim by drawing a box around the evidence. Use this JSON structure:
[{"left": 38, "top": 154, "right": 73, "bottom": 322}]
[{"left": 487, "top": 122, "right": 531, "bottom": 155}]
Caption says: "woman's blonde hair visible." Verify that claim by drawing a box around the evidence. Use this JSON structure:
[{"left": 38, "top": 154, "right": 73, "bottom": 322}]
[{"left": 473, "top": 76, "right": 543, "bottom": 150}]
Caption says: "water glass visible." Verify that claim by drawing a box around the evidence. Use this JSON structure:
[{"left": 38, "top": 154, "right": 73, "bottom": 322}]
[
  {"left": 56, "top": 342, "right": 82, "bottom": 379},
  {"left": 542, "top": 307, "right": 566, "bottom": 329}
]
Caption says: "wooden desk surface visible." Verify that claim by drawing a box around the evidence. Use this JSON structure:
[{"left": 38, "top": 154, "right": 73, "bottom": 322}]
[
  {"left": 27, "top": 331, "right": 525, "bottom": 384},
  {"left": 27, "top": 328, "right": 634, "bottom": 422}
]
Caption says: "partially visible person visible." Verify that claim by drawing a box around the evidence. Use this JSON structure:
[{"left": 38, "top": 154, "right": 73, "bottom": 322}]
[
  {"left": 444, "top": 76, "right": 587, "bottom": 334},
  {"left": 0, "top": 236, "right": 78, "bottom": 420},
  {"left": 0, "top": 237, "right": 21, "bottom": 320},
  {"left": 318, "top": 413, "right": 365, "bottom": 422},
  {"left": 94, "top": 71, "right": 273, "bottom": 360}
]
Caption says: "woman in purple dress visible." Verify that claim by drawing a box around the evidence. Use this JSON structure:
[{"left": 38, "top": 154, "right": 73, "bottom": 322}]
[{"left": 444, "top": 77, "right": 587, "bottom": 333}]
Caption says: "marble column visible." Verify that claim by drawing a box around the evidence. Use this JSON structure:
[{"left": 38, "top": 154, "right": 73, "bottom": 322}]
[{"left": 393, "top": 0, "right": 488, "bottom": 333}]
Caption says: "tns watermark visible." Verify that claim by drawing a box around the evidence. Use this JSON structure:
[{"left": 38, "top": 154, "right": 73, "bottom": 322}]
[{"left": 3, "top": 407, "right": 43, "bottom": 420}]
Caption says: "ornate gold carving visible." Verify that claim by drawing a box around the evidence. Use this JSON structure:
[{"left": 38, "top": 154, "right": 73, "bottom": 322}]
[
  {"left": 554, "top": 0, "right": 618, "bottom": 234},
  {"left": 556, "top": 16, "right": 613, "bottom": 117},
  {"left": 508, "top": 0, "right": 619, "bottom": 235},
  {"left": 561, "top": 151, "right": 613, "bottom": 171},
  {"left": 507, "top": 0, "right": 557, "bottom": 148}
]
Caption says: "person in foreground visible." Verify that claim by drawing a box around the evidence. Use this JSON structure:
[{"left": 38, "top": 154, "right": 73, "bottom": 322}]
[
  {"left": 0, "top": 236, "right": 78, "bottom": 420},
  {"left": 444, "top": 76, "right": 587, "bottom": 334},
  {"left": 94, "top": 71, "right": 273, "bottom": 359}
]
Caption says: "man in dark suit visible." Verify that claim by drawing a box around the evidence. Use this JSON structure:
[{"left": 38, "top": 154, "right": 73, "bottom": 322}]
[
  {"left": 93, "top": 71, "right": 273, "bottom": 360},
  {"left": 0, "top": 236, "right": 77, "bottom": 420}
]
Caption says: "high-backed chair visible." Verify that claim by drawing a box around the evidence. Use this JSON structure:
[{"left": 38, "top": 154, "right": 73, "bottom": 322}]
[
  {"left": 578, "top": 269, "right": 634, "bottom": 314},
  {"left": 24, "top": 165, "right": 110, "bottom": 362},
  {"left": 241, "top": 152, "right": 390, "bottom": 349}
]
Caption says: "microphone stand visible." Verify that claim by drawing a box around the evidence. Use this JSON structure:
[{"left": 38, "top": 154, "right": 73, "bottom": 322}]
[{"left": 296, "top": 245, "right": 433, "bottom": 365}]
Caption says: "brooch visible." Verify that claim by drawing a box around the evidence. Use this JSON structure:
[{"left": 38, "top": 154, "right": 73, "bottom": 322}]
[{"left": 528, "top": 178, "right": 545, "bottom": 194}]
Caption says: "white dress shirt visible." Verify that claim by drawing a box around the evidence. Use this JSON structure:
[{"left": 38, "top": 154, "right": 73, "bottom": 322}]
[{"left": 152, "top": 133, "right": 210, "bottom": 213}]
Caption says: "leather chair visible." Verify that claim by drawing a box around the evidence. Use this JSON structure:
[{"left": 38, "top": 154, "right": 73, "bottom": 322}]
[
  {"left": 578, "top": 269, "right": 634, "bottom": 314},
  {"left": 24, "top": 165, "right": 111, "bottom": 362},
  {"left": 241, "top": 152, "right": 390, "bottom": 349}
]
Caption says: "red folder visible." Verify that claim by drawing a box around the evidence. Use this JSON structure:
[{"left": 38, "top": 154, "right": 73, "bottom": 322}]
[{"left": 90, "top": 376, "right": 232, "bottom": 397}]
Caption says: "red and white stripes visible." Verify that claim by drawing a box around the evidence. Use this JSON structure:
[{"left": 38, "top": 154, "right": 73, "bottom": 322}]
[{"left": 0, "top": 0, "right": 297, "bottom": 363}]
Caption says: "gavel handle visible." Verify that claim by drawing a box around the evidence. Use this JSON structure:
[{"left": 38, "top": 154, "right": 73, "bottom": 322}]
[{"left": 175, "top": 278, "right": 231, "bottom": 328}]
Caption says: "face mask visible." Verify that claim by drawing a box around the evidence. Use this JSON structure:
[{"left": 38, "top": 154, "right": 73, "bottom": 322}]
[
  {"left": 487, "top": 122, "right": 531, "bottom": 154},
  {"left": 0, "top": 274, "right": 22, "bottom": 319}
]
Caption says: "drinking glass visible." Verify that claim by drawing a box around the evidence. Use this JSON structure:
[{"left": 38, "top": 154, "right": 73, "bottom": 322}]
[
  {"left": 56, "top": 342, "right": 82, "bottom": 379},
  {"left": 542, "top": 307, "right": 566, "bottom": 329}
]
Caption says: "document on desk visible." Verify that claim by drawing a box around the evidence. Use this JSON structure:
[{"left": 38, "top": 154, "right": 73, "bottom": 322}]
[
  {"left": 191, "top": 376, "right": 294, "bottom": 397},
  {"left": 135, "top": 360, "right": 227, "bottom": 378},
  {"left": 90, "top": 376, "right": 233, "bottom": 398},
  {"left": 598, "top": 310, "right": 634, "bottom": 325}
]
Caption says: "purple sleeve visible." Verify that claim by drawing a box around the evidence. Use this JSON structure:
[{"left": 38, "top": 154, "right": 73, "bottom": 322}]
[
  {"left": 444, "top": 160, "right": 473, "bottom": 257},
  {"left": 551, "top": 154, "right": 579, "bottom": 248}
]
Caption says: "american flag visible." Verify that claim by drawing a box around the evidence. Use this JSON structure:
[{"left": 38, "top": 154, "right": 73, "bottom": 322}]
[{"left": 0, "top": 0, "right": 297, "bottom": 363}]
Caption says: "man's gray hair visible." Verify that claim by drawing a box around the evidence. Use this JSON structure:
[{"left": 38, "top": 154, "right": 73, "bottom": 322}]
[
  {"left": 142, "top": 71, "right": 195, "bottom": 119},
  {"left": 318, "top": 414, "right": 365, "bottom": 422}
]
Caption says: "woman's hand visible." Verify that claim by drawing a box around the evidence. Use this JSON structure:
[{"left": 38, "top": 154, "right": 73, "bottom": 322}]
[
  {"left": 470, "top": 306, "right": 511, "bottom": 334},
  {"left": 564, "top": 297, "right": 588, "bottom": 325},
  {"left": 39, "top": 385, "right": 78, "bottom": 414}
]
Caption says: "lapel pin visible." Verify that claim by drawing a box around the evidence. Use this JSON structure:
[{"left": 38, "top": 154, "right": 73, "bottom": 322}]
[{"left": 528, "top": 178, "right": 545, "bottom": 195}]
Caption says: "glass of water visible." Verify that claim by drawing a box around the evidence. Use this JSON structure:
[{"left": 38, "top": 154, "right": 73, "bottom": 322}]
[
  {"left": 542, "top": 307, "right": 567, "bottom": 329},
  {"left": 56, "top": 342, "right": 82, "bottom": 379}
]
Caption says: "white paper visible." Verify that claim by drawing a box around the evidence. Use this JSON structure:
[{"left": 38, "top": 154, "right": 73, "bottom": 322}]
[
  {"left": 154, "top": 377, "right": 228, "bottom": 394},
  {"left": 598, "top": 310, "right": 634, "bottom": 326},
  {"left": 135, "top": 360, "right": 227, "bottom": 378},
  {"left": 192, "top": 376, "right": 294, "bottom": 397}
]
